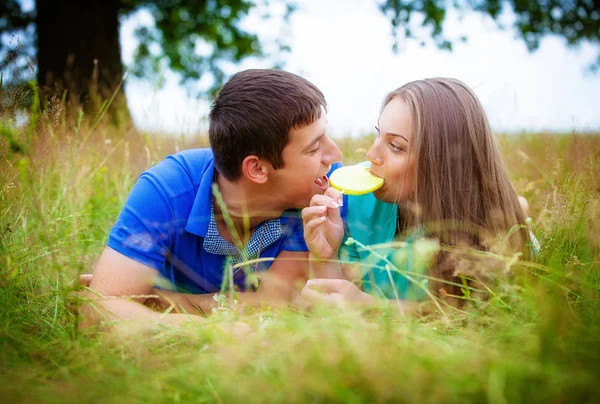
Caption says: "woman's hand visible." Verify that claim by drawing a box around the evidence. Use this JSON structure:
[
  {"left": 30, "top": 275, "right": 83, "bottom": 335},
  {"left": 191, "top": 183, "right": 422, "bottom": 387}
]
[
  {"left": 296, "top": 278, "right": 374, "bottom": 309},
  {"left": 301, "top": 187, "right": 345, "bottom": 260}
]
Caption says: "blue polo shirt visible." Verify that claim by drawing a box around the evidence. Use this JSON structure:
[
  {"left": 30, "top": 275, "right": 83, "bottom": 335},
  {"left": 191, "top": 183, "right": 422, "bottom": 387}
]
[{"left": 107, "top": 148, "right": 344, "bottom": 294}]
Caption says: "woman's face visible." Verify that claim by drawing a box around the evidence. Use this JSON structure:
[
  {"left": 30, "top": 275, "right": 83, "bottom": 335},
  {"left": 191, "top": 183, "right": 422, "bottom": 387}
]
[{"left": 367, "top": 97, "right": 416, "bottom": 204}]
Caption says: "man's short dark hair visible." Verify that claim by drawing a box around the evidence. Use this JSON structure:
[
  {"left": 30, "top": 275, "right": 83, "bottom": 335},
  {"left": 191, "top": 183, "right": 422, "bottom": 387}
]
[{"left": 209, "top": 69, "right": 326, "bottom": 180}]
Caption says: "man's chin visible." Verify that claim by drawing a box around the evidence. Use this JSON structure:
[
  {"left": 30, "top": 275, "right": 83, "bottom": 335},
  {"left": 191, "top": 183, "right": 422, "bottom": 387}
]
[
  {"left": 313, "top": 183, "right": 327, "bottom": 195},
  {"left": 285, "top": 185, "right": 327, "bottom": 210},
  {"left": 293, "top": 186, "right": 322, "bottom": 209},
  {"left": 294, "top": 199, "right": 312, "bottom": 209}
]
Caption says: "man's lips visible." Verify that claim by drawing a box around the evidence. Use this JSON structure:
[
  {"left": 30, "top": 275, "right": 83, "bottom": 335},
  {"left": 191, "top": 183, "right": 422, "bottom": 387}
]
[{"left": 314, "top": 175, "right": 329, "bottom": 190}]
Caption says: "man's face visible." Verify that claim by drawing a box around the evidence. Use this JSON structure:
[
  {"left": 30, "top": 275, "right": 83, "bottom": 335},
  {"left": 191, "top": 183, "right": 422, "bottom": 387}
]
[{"left": 269, "top": 111, "right": 343, "bottom": 209}]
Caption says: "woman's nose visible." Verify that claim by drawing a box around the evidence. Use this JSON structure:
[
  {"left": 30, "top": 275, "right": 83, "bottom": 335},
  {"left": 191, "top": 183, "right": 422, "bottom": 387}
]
[{"left": 366, "top": 144, "right": 382, "bottom": 166}]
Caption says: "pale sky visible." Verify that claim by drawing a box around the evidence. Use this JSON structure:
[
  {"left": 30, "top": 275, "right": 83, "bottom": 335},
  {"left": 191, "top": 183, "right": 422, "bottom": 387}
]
[{"left": 120, "top": 0, "right": 600, "bottom": 136}]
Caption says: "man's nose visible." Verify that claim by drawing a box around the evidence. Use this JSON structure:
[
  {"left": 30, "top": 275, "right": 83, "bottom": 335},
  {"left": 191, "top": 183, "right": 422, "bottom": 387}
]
[{"left": 323, "top": 136, "right": 343, "bottom": 164}]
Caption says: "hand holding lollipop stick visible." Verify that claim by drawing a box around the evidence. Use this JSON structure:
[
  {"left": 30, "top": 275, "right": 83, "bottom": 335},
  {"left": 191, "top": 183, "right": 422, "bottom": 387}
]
[{"left": 302, "top": 166, "right": 384, "bottom": 278}]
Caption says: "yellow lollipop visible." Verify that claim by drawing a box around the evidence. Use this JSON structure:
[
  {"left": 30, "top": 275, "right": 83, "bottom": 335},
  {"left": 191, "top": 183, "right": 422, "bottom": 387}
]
[{"left": 329, "top": 165, "right": 384, "bottom": 195}]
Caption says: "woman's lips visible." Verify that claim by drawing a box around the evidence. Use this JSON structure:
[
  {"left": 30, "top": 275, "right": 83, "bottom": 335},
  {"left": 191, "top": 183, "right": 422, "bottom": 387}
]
[{"left": 369, "top": 170, "right": 383, "bottom": 179}]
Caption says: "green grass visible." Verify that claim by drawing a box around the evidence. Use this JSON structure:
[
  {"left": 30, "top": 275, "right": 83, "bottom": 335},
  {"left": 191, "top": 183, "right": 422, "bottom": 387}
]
[{"left": 1, "top": 108, "right": 599, "bottom": 403}]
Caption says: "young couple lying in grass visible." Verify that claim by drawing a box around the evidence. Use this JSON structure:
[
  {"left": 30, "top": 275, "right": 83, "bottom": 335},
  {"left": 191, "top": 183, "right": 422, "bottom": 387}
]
[{"left": 79, "top": 69, "right": 534, "bottom": 329}]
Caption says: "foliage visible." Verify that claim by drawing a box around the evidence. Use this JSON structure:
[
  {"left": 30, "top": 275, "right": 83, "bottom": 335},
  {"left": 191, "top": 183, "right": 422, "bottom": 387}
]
[
  {"left": 0, "top": 0, "right": 294, "bottom": 95},
  {"left": 2, "top": 0, "right": 600, "bottom": 97},
  {"left": 0, "top": 95, "right": 599, "bottom": 401},
  {"left": 378, "top": 0, "right": 600, "bottom": 68},
  {"left": 121, "top": 0, "right": 295, "bottom": 92}
]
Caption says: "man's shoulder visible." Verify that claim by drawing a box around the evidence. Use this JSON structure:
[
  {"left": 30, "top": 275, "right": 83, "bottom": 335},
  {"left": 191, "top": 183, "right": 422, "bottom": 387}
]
[
  {"left": 144, "top": 148, "right": 214, "bottom": 199},
  {"left": 150, "top": 148, "right": 214, "bottom": 182},
  {"left": 172, "top": 148, "right": 214, "bottom": 165}
]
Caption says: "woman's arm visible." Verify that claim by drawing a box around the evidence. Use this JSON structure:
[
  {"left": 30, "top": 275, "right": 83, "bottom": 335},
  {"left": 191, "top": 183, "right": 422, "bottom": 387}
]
[{"left": 297, "top": 278, "right": 435, "bottom": 317}]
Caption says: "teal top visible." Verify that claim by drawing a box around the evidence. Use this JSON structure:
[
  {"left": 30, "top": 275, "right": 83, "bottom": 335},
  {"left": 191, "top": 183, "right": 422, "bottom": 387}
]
[
  {"left": 339, "top": 163, "right": 539, "bottom": 301},
  {"left": 339, "top": 174, "right": 427, "bottom": 300}
]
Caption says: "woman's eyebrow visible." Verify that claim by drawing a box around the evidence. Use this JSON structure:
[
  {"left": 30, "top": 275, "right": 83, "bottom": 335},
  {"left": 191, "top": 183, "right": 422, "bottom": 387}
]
[
  {"left": 375, "top": 125, "right": 409, "bottom": 143},
  {"left": 375, "top": 126, "right": 408, "bottom": 143},
  {"left": 386, "top": 133, "right": 409, "bottom": 143}
]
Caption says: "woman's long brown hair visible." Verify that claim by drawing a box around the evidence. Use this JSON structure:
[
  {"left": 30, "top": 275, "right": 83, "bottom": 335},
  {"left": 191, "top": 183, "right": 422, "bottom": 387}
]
[{"left": 384, "top": 78, "right": 529, "bottom": 305}]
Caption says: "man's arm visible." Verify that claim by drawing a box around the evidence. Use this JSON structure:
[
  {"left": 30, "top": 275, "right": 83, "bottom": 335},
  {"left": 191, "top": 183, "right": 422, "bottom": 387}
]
[
  {"left": 308, "top": 254, "right": 344, "bottom": 279},
  {"left": 258, "top": 250, "right": 310, "bottom": 301},
  {"left": 302, "top": 188, "right": 345, "bottom": 279},
  {"left": 79, "top": 247, "right": 205, "bottom": 329},
  {"left": 80, "top": 249, "right": 313, "bottom": 322},
  {"left": 155, "top": 250, "right": 311, "bottom": 313}
]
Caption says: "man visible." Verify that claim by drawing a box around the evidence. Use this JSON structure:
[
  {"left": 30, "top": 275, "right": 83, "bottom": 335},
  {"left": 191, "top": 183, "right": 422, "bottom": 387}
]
[{"left": 81, "top": 69, "right": 344, "bottom": 328}]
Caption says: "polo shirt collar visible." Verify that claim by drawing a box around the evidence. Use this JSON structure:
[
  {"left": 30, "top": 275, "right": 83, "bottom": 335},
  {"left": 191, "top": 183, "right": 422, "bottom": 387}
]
[
  {"left": 184, "top": 159, "right": 287, "bottom": 239},
  {"left": 184, "top": 159, "right": 216, "bottom": 237},
  {"left": 203, "top": 202, "right": 282, "bottom": 260}
]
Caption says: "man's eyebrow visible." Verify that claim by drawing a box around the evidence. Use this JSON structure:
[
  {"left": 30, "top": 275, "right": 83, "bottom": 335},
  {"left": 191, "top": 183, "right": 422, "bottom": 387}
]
[
  {"left": 375, "top": 125, "right": 409, "bottom": 143},
  {"left": 303, "top": 133, "right": 325, "bottom": 151}
]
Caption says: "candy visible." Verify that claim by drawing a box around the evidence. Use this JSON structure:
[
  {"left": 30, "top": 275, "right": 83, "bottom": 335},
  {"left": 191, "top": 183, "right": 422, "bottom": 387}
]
[{"left": 329, "top": 166, "right": 384, "bottom": 195}]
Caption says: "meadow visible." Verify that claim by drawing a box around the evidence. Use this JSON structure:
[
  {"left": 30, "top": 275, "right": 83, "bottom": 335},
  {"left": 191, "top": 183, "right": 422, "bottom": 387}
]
[{"left": 1, "top": 99, "right": 599, "bottom": 403}]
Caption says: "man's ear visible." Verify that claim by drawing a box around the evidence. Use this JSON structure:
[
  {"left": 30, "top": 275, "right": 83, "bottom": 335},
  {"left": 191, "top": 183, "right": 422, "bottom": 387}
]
[{"left": 241, "top": 155, "right": 270, "bottom": 184}]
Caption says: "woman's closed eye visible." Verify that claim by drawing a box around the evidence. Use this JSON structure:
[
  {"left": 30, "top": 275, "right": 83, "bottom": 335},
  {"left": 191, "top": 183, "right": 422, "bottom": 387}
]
[
  {"left": 389, "top": 142, "right": 405, "bottom": 152},
  {"left": 309, "top": 142, "right": 320, "bottom": 153}
]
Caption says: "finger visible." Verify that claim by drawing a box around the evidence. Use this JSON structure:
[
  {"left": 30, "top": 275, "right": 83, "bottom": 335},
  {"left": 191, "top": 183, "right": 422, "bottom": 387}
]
[
  {"left": 306, "top": 278, "right": 351, "bottom": 293},
  {"left": 305, "top": 216, "right": 327, "bottom": 231},
  {"left": 300, "top": 287, "right": 343, "bottom": 310},
  {"left": 79, "top": 273, "right": 93, "bottom": 287},
  {"left": 325, "top": 203, "right": 343, "bottom": 226},
  {"left": 308, "top": 193, "right": 331, "bottom": 207},
  {"left": 309, "top": 194, "right": 339, "bottom": 209},
  {"left": 309, "top": 194, "right": 340, "bottom": 209},
  {"left": 324, "top": 187, "right": 343, "bottom": 205},
  {"left": 293, "top": 285, "right": 319, "bottom": 310},
  {"left": 299, "top": 284, "right": 332, "bottom": 305},
  {"left": 301, "top": 205, "right": 328, "bottom": 222}
]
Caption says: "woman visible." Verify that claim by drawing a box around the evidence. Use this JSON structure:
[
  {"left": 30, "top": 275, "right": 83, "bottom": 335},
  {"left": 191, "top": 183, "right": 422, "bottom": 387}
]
[{"left": 301, "top": 78, "right": 532, "bottom": 312}]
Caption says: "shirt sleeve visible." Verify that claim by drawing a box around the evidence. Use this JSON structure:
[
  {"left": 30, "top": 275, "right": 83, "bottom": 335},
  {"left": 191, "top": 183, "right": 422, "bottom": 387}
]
[{"left": 106, "top": 174, "right": 175, "bottom": 272}]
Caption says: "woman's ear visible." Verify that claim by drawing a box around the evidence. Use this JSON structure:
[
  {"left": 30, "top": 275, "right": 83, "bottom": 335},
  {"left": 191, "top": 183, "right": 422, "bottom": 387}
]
[{"left": 241, "top": 155, "right": 269, "bottom": 184}]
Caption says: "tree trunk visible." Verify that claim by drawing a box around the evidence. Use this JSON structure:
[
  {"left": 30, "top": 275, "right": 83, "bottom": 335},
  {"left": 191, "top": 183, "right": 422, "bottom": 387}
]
[{"left": 35, "top": 0, "right": 130, "bottom": 122}]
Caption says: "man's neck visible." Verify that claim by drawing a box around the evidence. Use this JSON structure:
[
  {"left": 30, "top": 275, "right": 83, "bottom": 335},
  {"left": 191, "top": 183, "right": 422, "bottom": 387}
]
[{"left": 214, "top": 172, "right": 283, "bottom": 233}]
